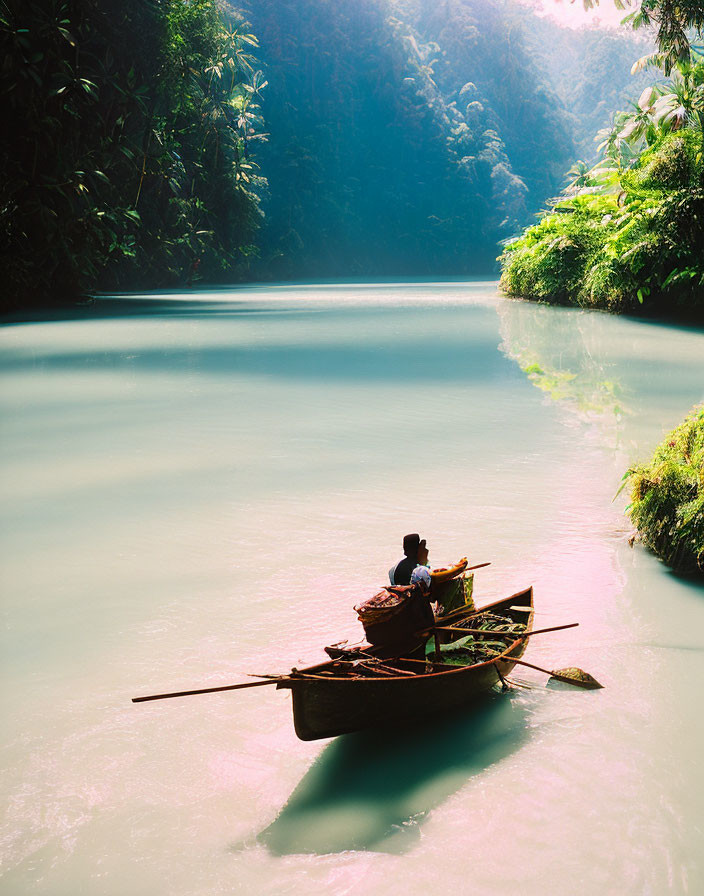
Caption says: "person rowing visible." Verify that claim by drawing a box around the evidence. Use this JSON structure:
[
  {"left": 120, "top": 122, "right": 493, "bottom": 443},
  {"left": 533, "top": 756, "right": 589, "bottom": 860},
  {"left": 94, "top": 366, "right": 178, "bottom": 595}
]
[{"left": 389, "top": 533, "right": 429, "bottom": 586}]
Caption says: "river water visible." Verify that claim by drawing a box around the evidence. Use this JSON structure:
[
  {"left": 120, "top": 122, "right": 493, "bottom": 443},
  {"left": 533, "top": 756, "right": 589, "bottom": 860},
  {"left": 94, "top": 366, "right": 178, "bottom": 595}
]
[{"left": 1, "top": 282, "right": 703, "bottom": 895}]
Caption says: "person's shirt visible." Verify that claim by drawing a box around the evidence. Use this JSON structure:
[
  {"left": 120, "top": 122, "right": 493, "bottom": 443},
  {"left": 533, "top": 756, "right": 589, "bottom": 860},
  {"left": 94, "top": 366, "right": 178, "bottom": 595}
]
[
  {"left": 389, "top": 556, "right": 428, "bottom": 586},
  {"left": 389, "top": 556, "right": 416, "bottom": 585}
]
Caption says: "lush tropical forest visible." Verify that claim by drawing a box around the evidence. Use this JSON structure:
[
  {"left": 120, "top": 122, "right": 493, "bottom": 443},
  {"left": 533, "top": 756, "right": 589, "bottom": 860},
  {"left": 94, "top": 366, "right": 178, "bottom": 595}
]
[
  {"left": 1, "top": 0, "right": 669, "bottom": 310},
  {"left": 3, "top": 6, "right": 704, "bottom": 888},
  {"left": 1, "top": 0, "right": 267, "bottom": 308},
  {"left": 500, "top": 5, "right": 704, "bottom": 318}
]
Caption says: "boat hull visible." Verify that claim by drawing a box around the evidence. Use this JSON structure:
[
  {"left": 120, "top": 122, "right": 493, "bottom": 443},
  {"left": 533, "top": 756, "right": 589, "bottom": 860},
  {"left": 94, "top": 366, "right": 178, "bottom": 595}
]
[{"left": 280, "top": 587, "right": 533, "bottom": 741}]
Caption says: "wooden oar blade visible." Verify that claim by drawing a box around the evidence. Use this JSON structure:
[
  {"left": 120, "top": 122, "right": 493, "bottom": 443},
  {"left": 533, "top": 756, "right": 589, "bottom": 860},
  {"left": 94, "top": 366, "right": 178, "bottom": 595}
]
[
  {"left": 499, "top": 656, "right": 603, "bottom": 690},
  {"left": 549, "top": 667, "right": 604, "bottom": 689}
]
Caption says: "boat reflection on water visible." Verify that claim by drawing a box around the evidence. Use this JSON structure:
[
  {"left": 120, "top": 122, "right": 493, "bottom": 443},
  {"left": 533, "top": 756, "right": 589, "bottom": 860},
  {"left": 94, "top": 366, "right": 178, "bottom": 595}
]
[{"left": 259, "top": 690, "right": 531, "bottom": 855}]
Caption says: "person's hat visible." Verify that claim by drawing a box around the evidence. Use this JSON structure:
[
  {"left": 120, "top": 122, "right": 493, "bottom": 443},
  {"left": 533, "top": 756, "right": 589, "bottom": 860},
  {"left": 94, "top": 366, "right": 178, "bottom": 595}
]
[{"left": 403, "top": 533, "right": 422, "bottom": 554}]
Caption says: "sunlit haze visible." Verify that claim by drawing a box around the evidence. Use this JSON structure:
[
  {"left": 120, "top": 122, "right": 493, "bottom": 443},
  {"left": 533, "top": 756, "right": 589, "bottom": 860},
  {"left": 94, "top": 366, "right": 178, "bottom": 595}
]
[{"left": 521, "top": 0, "right": 631, "bottom": 29}]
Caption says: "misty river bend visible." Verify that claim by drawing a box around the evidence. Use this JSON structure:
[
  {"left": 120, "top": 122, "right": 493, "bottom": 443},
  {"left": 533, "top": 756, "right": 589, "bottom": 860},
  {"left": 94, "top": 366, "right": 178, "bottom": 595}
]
[{"left": 1, "top": 281, "right": 703, "bottom": 895}]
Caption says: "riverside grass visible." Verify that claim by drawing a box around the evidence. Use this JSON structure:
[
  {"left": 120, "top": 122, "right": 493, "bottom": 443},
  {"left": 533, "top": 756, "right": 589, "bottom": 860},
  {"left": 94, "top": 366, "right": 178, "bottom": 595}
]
[{"left": 624, "top": 406, "right": 704, "bottom": 575}]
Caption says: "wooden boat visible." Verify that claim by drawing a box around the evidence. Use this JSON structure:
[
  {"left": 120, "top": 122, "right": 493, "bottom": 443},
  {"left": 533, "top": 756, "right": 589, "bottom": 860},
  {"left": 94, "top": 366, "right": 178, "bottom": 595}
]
[{"left": 277, "top": 586, "right": 533, "bottom": 741}]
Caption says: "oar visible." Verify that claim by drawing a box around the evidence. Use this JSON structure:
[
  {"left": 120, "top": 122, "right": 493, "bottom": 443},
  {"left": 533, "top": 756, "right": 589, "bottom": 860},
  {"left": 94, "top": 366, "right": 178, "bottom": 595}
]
[
  {"left": 132, "top": 677, "right": 286, "bottom": 703},
  {"left": 426, "top": 621, "right": 576, "bottom": 664},
  {"left": 432, "top": 561, "right": 490, "bottom": 577},
  {"left": 494, "top": 656, "right": 603, "bottom": 689},
  {"left": 132, "top": 655, "right": 357, "bottom": 703}
]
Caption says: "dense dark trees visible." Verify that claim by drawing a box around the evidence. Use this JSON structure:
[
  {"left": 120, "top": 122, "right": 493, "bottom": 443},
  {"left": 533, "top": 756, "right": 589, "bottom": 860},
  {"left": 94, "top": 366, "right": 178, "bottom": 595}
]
[
  {"left": 241, "top": 0, "right": 499, "bottom": 278},
  {"left": 239, "top": 0, "right": 514, "bottom": 278},
  {"left": 1, "top": 0, "right": 266, "bottom": 309}
]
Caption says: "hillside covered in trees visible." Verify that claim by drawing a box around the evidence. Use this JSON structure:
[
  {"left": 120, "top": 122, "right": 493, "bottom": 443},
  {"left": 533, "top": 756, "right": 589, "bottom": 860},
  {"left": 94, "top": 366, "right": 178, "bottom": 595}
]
[
  {"left": 500, "top": 0, "right": 704, "bottom": 318},
  {"left": 240, "top": 0, "right": 648, "bottom": 279},
  {"left": 1, "top": 0, "right": 655, "bottom": 308}
]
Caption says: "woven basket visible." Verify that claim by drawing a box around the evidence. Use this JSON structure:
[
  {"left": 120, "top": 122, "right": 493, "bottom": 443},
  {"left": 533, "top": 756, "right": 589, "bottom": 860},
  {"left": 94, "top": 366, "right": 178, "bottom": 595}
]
[{"left": 355, "top": 586, "right": 433, "bottom": 646}]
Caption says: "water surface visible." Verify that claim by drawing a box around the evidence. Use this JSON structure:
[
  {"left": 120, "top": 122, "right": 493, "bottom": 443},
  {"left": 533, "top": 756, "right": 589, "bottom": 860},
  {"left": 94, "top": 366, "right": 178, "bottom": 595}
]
[{"left": 1, "top": 282, "right": 703, "bottom": 894}]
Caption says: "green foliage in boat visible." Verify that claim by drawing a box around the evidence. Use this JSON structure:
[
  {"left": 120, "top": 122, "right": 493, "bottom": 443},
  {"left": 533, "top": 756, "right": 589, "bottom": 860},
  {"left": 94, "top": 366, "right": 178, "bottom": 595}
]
[{"left": 622, "top": 405, "right": 704, "bottom": 575}]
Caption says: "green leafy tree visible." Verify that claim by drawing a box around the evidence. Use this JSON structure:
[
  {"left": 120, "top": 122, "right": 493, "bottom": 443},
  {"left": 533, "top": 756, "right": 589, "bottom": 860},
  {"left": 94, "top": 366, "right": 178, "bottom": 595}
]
[
  {"left": 583, "top": 0, "right": 704, "bottom": 74},
  {"left": 0, "top": 0, "right": 266, "bottom": 309},
  {"left": 500, "top": 55, "right": 704, "bottom": 316}
]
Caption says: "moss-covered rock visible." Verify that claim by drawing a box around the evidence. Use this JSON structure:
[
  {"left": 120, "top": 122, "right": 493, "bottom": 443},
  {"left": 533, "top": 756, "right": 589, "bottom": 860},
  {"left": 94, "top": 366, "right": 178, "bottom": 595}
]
[{"left": 624, "top": 406, "right": 704, "bottom": 575}]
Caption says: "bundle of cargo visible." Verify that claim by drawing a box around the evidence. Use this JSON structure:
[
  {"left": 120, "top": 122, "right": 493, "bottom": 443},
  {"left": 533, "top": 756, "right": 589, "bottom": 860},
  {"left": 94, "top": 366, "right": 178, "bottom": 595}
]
[
  {"left": 429, "top": 557, "right": 469, "bottom": 584},
  {"left": 431, "top": 611, "right": 528, "bottom": 665},
  {"left": 355, "top": 558, "right": 471, "bottom": 647},
  {"left": 354, "top": 585, "right": 433, "bottom": 646}
]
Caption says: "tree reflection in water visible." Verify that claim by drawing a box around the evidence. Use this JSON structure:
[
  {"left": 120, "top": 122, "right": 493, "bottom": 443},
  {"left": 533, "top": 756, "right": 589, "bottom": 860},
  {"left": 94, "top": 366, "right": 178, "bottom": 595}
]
[{"left": 498, "top": 300, "right": 628, "bottom": 434}]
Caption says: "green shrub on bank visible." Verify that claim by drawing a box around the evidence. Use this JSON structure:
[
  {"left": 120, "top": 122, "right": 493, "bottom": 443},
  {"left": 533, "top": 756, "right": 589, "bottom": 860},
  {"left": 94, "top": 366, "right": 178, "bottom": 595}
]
[
  {"left": 623, "top": 406, "right": 704, "bottom": 575},
  {"left": 500, "top": 127, "right": 704, "bottom": 317}
]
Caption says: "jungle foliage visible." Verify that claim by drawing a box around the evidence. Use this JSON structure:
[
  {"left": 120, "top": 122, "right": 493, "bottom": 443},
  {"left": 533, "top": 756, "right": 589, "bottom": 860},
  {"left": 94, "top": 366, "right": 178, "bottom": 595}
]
[
  {"left": 500, "top": 56, "right": 704, "bottom": 317},
  {"left": 584, "top": 0, "right": 704, "bottom": 75},
  {"left": 0, "top": 0, "right": 266, "bottom": 309},
  {"left": 0, "top": 0, "right": 681, "bottom": 305},
  {"left": 622, "top": 406, "right": 704, "bottom": 575},
  {"left": 525, "top": 25, "right": 652, "bottom": 159}
]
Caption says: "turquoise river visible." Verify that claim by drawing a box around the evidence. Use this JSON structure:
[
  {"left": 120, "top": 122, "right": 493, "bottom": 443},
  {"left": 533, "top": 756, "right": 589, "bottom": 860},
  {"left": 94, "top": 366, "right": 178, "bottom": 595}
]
[{"left": 1, "top": 282, "right": 703, "bottom": 894}]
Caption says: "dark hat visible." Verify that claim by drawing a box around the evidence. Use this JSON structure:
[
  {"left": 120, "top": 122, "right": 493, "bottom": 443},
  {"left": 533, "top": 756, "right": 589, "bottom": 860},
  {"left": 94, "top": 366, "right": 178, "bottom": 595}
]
[{"left": 403, "top": 533, "right": 425, "bottom": 555}]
